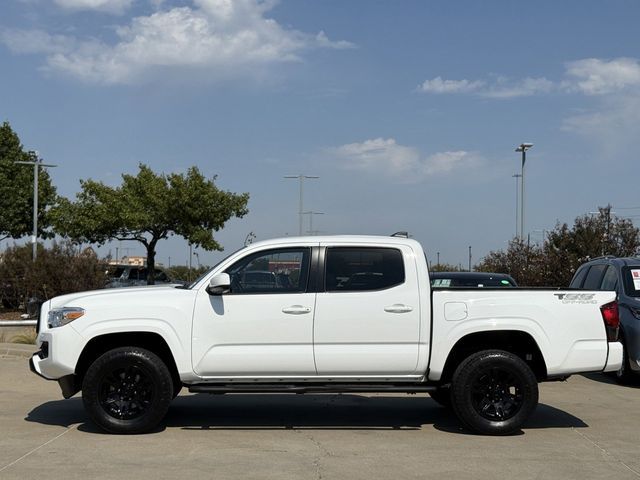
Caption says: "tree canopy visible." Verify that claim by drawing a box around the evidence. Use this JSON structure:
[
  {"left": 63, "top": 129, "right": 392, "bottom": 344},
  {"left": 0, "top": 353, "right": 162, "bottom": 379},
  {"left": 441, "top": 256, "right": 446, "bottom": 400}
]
[
  {"left": 477, "top": 206, "right": 640, "bottom": 286},
  {"left": 0, "top": 121, "right": 57, "bottom": 241},
  {"left": 51, "top": 164, "right": 249, "bottom": 284}
]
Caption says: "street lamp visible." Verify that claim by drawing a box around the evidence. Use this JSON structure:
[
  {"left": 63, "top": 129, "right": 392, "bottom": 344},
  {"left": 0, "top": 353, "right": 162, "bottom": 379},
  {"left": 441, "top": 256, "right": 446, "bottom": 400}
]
[
  {"left": 512, "top": 173, "right": 521, "bottom": 239},
  {"left": 284, "top": 175, "right": 319, "bottom": 236},
  {"left": 515, "top": 143, "right": 533, "bottom": 240},
  {"left": 15, "top": 151, "right": 57, "bottom": 262}
]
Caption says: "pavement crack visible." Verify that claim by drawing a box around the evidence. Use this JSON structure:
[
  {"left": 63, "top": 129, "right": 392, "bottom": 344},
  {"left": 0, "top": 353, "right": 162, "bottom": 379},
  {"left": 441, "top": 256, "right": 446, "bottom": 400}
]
[
  {"left": 572, "top": 427, "right": 640, "bottom": 478},
  {"left": 0, "top": 424, "right": 78, "bottom": 474},
  {"left": 295, "top": 430, "right": 332, "bottom": 480}
]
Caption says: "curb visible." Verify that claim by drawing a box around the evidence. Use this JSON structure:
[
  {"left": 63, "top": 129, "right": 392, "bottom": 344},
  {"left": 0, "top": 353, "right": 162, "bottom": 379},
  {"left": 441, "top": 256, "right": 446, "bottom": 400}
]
[{"left": 0, "top": 343, "right": 38, "bottom": 359}]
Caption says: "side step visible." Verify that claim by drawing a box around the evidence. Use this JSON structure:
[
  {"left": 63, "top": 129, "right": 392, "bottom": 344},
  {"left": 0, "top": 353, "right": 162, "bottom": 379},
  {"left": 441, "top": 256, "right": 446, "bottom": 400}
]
[{"left": 188, "top": 383, "right": 437, "bottom": 394}]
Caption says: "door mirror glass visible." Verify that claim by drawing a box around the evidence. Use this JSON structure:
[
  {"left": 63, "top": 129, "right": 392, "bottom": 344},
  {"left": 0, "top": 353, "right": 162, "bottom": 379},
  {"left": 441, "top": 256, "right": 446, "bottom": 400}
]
[{"left": 207, "top": 273, "right": 231, "bottom": 295}]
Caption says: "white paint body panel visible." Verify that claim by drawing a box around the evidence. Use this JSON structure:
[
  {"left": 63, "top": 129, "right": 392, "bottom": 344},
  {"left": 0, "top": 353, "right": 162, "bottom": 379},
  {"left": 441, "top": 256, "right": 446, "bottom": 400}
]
[{"left": 32, "top": 235, "right": 620, "bottom": 387}]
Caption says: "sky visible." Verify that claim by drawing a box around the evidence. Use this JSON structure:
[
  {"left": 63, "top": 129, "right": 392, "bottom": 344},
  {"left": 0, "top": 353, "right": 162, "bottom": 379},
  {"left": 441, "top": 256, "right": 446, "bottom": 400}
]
[{"left": 2, "top": 0, "right": 640, "bottom": 269}]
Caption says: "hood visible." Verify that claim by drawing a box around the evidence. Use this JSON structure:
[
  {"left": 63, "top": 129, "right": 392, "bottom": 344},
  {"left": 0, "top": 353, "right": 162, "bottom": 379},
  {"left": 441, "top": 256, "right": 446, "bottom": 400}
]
[{"left": 49, "top": 284, "right": 184, "bottom": 310}]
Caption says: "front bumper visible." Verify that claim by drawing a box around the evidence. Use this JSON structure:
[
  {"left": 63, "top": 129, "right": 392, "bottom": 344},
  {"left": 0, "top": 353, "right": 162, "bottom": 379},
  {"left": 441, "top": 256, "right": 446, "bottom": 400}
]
[
  {"left": 603, "top": 341, "right": 623, "bottom": 372},
  {"left": 30, "top": 352, "right": 79, "bottom": 398}
]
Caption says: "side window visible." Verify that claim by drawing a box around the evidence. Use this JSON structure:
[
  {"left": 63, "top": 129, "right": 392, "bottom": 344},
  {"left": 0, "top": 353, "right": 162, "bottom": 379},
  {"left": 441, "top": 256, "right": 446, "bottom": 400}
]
[
  {"left": 569, "top": 266, "right": 588, "bottom": 288},
  {"left": 325, "top": 247, "right": 405, "bottom": 292},
  {"left": 225, "top": 248, "right": 310, "bottom": 294},
  {"left": 583, "top": 264, "right": 607, "bottom": 290},
  {"left": 600, "top": 266, "right": 618, "bottom": 291}
]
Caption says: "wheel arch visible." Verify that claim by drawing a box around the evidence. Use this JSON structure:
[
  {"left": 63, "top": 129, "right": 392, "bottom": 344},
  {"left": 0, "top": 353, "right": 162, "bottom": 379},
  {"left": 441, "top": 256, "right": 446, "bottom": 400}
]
[
  {"left": 75, "top": 331, "right": 181, "bottom": 393},
  {"left": 437, "top": 330, "right": 548, "bottom": 384}
]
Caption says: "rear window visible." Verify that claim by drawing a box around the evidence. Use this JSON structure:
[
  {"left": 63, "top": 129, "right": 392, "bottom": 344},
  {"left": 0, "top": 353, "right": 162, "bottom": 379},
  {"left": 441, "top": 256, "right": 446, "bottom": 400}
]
[
  {"left": 569, "top": 266, "right": 588, "bottom": 288},
  {"left": 582, "top": 264, "right": 607, "bottom": 290},
  {"left": 622, "top": 266, "right": 640, "bottom": 297},
  {"left": 325, "top": 247, "right": 404, "bottom": 292}
]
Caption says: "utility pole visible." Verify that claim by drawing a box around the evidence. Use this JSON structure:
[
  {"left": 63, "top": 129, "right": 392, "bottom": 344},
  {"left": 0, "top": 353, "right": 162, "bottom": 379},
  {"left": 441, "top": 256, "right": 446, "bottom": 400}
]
[
  {"left": 303, "top": 211, "right": 324, "bottom": 235},
  {"left": 15, "top": 151, "right": 57, "bottom": 262},
  {"left": 284, "top": 175, "right": 319, "bottom": 235},
  {"left": 437, "top": 252, "right": 440, "bottom": 268},
  {"left": 468, "top": 246, "right": 472, "bottom": 271}
]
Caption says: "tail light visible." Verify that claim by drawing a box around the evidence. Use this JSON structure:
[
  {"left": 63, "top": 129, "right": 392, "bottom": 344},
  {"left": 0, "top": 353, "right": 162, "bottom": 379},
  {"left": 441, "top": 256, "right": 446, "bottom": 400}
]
[{"left": 600, "top": 301, "right": 620, "bottom": 342}]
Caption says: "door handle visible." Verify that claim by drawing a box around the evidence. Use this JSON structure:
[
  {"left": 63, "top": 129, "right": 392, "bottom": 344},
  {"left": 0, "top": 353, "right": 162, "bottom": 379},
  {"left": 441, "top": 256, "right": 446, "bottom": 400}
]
[
  {"left": 282, "top": 305, "right": 312, "bottom": 315},
  {"left": 384, "top": 304, "right": 413, "bottom": 314}
]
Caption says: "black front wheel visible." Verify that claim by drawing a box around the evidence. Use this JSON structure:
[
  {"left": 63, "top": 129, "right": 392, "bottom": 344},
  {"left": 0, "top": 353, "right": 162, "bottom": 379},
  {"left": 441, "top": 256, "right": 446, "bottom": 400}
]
[
  {"left": 82, "top": 347, "right": 173, "bottom": 434},
  {"left": 451, "top": 350, "right": 538, "bottom": 435}
]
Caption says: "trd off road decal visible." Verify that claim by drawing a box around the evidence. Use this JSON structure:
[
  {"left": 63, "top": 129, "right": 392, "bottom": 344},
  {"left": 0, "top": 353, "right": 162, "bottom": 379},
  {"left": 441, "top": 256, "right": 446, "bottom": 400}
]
[{"left": 553, "top": 293, "right": 597, "bottom": 304}]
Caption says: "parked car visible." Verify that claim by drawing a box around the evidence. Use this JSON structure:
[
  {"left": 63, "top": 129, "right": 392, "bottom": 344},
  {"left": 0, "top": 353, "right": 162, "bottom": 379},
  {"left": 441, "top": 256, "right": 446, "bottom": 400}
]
[
  {"left": 431, "top": 271, "right": 517, "bottom": 288},
  {"left": 30, "top": 235, "right": 621, "bottom": 435},
  {"left": 570, "top": 256, "right": 640, "bottom": 383},
  {"left": 105, "top": 265, "right": 174, "bottom": 288}
]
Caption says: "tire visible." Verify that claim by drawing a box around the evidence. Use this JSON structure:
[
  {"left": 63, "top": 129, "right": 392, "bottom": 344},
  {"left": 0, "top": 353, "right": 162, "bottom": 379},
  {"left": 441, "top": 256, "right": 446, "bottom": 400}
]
[
  {"left": 450, "top": 349, "right": 538, "bottom": 435},
  {"left": 82, "top": 347, "right": 173, "bottom": 434},
  {"left": 429, "top": 387, "right": 452, "bottom": 408},
  {"left": 615, "top": 338, "right": 637, "bottom": 385}
]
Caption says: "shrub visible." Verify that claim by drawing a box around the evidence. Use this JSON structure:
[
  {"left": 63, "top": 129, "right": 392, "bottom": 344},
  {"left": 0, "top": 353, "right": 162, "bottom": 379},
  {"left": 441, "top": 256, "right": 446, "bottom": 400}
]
[{"left": 0, "top": 241, "right": 109, "bottom": 309}]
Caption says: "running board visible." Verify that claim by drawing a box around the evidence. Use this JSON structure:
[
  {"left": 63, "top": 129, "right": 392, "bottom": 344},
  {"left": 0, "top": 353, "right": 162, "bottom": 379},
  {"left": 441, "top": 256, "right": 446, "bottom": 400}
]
[{"left": 188, "top": 383, "right": 437, "bottom": 394}]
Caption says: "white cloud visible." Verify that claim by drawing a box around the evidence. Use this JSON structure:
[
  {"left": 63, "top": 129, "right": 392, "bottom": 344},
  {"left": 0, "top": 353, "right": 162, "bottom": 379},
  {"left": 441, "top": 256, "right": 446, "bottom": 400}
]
[
  {"left": 564, "top": 58, "right": 640, "bottom": 95},
  {"left": 482, "top": 77, "right": 554, "bottom": 99},
  {"left": 330, "top": 138, "right": 481, "bottom": 182},
  {"left": 419, "top": 57, "right": 640, "bottom": 99},
  {"left": 0, "top": 29, "right": 74, "bottom": 54},
  {"left": 2, "top": 0, "right": 354, "bottom": 84},
  {"left": 53, "top": 0, "right": 134, "bottom": 15},
  {"left": 418, "top": 77, "right": 485, "bottom": 94},
  {"left": 417, "top": 75, "right": 552, "bottom": 98}
]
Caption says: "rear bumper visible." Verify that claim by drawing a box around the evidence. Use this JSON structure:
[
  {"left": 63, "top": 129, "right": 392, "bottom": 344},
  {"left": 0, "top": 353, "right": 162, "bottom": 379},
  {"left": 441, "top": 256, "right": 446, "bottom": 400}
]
[{"left": 603, "top": 342, "right": 623, "bottom": 372}]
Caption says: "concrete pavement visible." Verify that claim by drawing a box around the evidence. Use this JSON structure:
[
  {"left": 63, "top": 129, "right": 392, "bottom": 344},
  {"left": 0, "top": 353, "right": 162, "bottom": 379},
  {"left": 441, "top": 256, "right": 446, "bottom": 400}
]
[{"left": 0, "top": 356, "right": 639, "bottom": 479}]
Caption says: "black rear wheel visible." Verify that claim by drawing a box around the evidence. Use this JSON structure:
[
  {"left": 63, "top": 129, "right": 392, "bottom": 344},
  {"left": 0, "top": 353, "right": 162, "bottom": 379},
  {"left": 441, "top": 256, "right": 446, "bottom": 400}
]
[
  {"left": 615, "top": 337, "right": 637, "bottom": 385},
  {"left": 451, "top": 350, "right": 538, "bottom": 435},
  {"left": 82, "top": 347, "right": 173, "bottom": 434}
]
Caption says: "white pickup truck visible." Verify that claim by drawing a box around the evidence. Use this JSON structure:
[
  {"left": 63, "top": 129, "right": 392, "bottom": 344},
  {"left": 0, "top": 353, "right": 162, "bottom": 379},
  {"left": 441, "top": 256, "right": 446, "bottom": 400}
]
[{"left": 30, "top": 235, "right": 622, "bottom": 435}]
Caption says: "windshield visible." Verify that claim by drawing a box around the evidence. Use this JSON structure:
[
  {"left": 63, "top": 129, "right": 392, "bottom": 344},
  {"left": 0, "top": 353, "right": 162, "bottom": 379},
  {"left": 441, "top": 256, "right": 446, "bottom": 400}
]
[{"left": 184, "top": 246, "right": 246, "bottom": 289}]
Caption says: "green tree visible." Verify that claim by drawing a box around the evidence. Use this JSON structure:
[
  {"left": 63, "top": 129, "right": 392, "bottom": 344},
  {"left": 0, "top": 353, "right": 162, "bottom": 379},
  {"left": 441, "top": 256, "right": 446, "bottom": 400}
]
[
  {"left": 0, "top": 122, "right": 57, "bottom": 241},
  {"left": 477, "top": 206, "right": 640, "bottom": 287},
  {"left": 476, "top": 238, "right": 547, "bottom": 286},
  {"left": 51, "top": 164, "right": 249, "bottom": 284},
  {"left": 543, "top": 205, "right": 640, "bottom": 286}
]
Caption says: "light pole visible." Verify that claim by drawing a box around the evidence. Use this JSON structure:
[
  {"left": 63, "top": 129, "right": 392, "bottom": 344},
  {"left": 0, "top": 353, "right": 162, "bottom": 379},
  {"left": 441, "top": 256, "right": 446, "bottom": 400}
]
[
  {"left": 468, "top": 246, "right": 472, "bottom": 271},
  {"left": 15, "top": 151, "right": 57, "bottom": 262},
  {"left": 284, "top": 175, "right": 319, "bottom": 236},
  {"left": 512, "top": 173, "right": 521, "bottom": 239},
  {"left": 303, "top": 211, "right": 324, "bottom": 235},
  {"left": 515, "top": 143, "right": 533, "bottom": 240}
]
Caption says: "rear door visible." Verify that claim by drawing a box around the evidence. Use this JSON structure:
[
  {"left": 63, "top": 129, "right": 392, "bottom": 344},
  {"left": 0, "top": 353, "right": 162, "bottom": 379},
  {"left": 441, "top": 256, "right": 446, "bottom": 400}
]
[{"left": 313, "top": 243, "right": 421, "bottom": 375}]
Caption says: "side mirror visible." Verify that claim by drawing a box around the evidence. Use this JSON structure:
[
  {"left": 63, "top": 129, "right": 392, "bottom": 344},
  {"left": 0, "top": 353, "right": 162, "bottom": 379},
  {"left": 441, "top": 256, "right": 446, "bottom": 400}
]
[{"left": 206, "top": 273, "right": 231, "bottom": 295}]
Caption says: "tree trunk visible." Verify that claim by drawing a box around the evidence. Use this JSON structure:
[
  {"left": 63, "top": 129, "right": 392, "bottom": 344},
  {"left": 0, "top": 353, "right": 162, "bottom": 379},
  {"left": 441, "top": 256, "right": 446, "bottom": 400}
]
[{"left": 146, "top": 240, "right": 158, "bottom": 285}]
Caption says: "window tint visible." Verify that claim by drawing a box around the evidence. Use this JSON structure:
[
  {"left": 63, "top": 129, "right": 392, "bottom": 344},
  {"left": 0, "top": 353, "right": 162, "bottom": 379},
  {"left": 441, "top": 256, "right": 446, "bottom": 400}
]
[
  {"left": 583, "top": 264, "right": 607, "bottom": 290},
  {"left": 325, "top": 247, "right": 404, "bottom": 292},
  {"left": 600, "top": 266, "right": 618, "bottom": 291},
  {"left": 226, "top": 248, "right": 310, "bottom": 294},
  {"left": 569, "top": 266, "right": 588, "bottom": 288}
]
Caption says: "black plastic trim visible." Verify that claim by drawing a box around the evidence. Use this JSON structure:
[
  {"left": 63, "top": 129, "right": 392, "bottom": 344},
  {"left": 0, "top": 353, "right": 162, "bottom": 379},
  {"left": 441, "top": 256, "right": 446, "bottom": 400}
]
[{"left": 188, "top": 383, "right": 437, "bottom": 394}]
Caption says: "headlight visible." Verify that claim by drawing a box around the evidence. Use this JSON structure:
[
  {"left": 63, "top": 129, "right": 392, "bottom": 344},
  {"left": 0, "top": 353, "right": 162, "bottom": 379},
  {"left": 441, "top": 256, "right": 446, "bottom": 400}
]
[{"left": 48, "top": 307, "right": 85, "bottom": 328}]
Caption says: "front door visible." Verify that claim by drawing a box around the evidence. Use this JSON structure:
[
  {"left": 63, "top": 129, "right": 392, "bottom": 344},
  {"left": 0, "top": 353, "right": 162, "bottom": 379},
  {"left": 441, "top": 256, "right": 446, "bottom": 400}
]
[{"left": 192, "top": 246, "right": 317, "bottom": 377}]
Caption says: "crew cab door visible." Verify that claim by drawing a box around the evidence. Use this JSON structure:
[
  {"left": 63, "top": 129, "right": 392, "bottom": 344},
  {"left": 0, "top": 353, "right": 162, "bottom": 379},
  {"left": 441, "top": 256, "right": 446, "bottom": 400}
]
[
  {"left": 313, "top": 244, "right": 421, "bottom": 375},
  {"left": 192, "top": 246, "right": 317, "bottom": 376}
]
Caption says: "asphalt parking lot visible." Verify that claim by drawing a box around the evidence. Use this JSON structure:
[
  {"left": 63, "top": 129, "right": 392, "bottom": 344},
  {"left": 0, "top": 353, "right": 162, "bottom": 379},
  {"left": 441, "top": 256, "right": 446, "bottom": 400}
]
[{"left": 1, "top": 349, "right": 639, "bottom": 480}]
